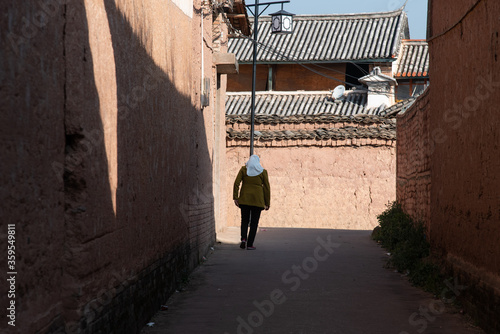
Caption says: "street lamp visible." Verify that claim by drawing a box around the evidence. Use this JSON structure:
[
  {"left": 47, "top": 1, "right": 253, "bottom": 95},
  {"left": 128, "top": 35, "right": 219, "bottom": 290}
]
[
  {"left": 270, "top": 9, "right": 295, "bottom": 34},
  {"left": 246, "top": 1, "right": 294, "bottom": 156}
]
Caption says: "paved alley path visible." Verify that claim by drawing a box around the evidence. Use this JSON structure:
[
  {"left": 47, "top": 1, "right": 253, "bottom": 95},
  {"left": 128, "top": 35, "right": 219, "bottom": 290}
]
[{"left": 141, "top": 228, "right": 483, "bottom": 334}]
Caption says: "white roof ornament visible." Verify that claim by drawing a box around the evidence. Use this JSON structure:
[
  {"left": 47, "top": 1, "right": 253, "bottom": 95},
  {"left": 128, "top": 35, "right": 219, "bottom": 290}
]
[
  {"left": 359, "top": 67, "right": 397, "bottom": 109},
  {"left": 359, "top": 67, "right": 397, "bottom": 86}
]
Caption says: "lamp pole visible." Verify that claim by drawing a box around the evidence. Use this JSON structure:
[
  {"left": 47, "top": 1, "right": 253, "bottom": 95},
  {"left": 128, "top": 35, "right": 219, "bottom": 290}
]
[
  {"left": 249, "top": 0, "right": 259, "bottom": 156},
  {"left": 246, "top": 0, "right": 292, "bottom": 157}
]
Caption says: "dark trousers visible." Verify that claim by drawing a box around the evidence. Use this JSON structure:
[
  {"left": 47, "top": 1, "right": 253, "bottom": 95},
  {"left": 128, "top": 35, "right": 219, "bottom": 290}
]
[{"left": 240, "top": 205, "right": 263, "bottom": 247}]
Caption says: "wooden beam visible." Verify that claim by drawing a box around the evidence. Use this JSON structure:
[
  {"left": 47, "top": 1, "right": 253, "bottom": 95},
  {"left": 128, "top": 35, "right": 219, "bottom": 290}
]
[{"left": 213, "top": 53, "right": 239, "bottom": 74}]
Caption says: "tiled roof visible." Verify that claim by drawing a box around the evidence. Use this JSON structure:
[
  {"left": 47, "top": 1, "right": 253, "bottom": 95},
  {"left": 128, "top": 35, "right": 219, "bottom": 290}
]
[
  {"left": 225, "top": 0, "right": 251, "bottom": 37},
  {"left": 379, "top": 96, "right": 418, "bottom": 116},
  {"left": 226, "top": 113, "right": 395, "bottom": 125},
  {"left": 227, "top": 123, "right": 396, "bottom": 141},
  {"left": 225, "top": 91, "right": 387, "bottom": 117},
  {"left": 394, "top": 40, "right": 429, "bottom": 77},
  {"left": 228, "top": 9, "right": 409, "bottom": 63}
]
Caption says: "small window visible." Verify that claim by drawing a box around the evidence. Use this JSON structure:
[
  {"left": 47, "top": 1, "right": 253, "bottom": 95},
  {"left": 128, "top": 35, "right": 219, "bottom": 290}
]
[
  {"left": 346, "top": 63, "right": 369, "bottom": 88},
  {"left": 396, "top": 79, "right": 429, "bottom": 101},
  {"left": 396, "top": 83, "right": 411, "bottom": 101},
  {"left": 412, "top": 80, "right": 429, "bottom": 96}
]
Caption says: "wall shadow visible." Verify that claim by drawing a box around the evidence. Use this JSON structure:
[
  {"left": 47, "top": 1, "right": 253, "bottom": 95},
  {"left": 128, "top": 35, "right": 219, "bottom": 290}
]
[
  {"left": 4, "top": 1, "right": 217, "bottom": 332},
  {"left": 60, "top": 0, "right": 117, "bottom": 332},
  {"left": 75, "top": 1, "right": 216, "bottom": 333},
  {"left": 0, "top": 1, "right": 113, "bottom": 333}
]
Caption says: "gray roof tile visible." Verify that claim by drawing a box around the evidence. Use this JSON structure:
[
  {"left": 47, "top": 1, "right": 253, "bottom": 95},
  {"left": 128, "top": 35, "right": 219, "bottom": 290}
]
[
  {"left": 227, "top": 124, "right": 396, "bottom": 141},
  {"left": 379, "top": 96, "right": 419, "bottom": 117},
  {"left": 394, "top": 40, "right": 429, "bottom": 77},
  {"left": 225, "top": 91, "right": 387, "bottom": 117},
  {"left": 229, "top": 9, "right": 409, "bottom": 63},
  {"left": 226, "top": 113, "right": 396, "bottom": 125}
]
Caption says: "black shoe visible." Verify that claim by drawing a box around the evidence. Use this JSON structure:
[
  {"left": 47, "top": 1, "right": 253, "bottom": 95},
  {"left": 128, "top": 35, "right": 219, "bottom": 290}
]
[{"left": 240, "top": 240, "right": 246, "bottom": 249}]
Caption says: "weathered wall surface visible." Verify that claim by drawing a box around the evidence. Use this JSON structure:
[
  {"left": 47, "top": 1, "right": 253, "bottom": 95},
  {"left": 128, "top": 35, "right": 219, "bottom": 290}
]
[
  {"left": 1, "top": 0, "right": 222, "bottom": 333},
  {"left": 227, "top": 64, "right": 270, "bottom": 92},
  {"left": 212, "top": 12, "right": 230, "bottom": 235},
  {"left": 403, "top": 0, "right": 500, "bottom": 331},
  {"left": 273, "top": 63, "right": 345, "bottom": 91},
  {"left": 427, "top": 0, "right": 500, "bottom": 276},
  {"left": 396, "top": 89, "right": 431, "bottom": 226},
  {"left": 227, "top": 63, "right": 346, "bottom": 92},
  {"left": 226, "top": 143, "right": 396, "bottom": 230},
  {"left": 1, "top": 1, "right": 67, "bottom": 332},
  {"left": 214, "top": 70, "right": 229, "bottom": 234}
]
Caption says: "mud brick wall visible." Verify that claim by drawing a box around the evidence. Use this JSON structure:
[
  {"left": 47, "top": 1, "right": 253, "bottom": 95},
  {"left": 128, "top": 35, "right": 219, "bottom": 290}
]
[
  {"left": 185, "top": 202, "right": 216, "bottom": 267},
  {"left": 1, "top": 1, "right": 67, "bottom": 332},
  {"left": 428, "top": 0, "right": 500, "bottom": 278},
  {"left": 226, "top": 142, "right": 396, "bottom": 230},
  {"left": 227, "top": 63, "right": 346, "bottom": 92},
  {"left": 212, "top": 14, "right": 230, "bottom": 234},
  {"left": 396, "top": 89, "right": 431, "bottom": 228},
  {"left": 1, "top": 1, "right": 221, "bottom": 333},
  {"left": 422, "top": 0, "right": 500, "bottom": 331}
]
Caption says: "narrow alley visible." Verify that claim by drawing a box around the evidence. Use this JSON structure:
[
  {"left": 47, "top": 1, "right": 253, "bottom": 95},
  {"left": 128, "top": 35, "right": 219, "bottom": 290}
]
[
  {"left": 2, "top": 0, "right": 499, "bottom": 333},
  {"left": 141, "top": 228, "right": 482, "bottom": 334}
]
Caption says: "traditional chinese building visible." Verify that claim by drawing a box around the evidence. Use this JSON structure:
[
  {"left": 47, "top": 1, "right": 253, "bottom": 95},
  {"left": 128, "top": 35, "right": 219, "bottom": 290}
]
[{"left": 224, "top": 8, "right": 429, "bottom": 230}]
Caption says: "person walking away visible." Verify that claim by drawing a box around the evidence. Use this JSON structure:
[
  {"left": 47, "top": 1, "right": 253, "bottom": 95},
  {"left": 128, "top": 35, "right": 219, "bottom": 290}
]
[{"left": 233, "top": 155, "right": 270, "bottom": 250}]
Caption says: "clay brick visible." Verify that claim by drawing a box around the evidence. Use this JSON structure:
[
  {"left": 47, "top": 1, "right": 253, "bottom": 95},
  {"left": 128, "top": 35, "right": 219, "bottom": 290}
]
[
  {"left": 226, "top": 145, "right": 396, "bottom": 230},
  {"left": 5, "top": 1, "right": 225, "bottom": 333}
]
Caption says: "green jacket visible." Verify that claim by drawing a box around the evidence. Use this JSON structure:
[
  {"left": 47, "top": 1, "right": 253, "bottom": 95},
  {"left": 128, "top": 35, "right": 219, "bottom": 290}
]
[{"left": 233, "top": 166, "right": 271, "bottom": 209}]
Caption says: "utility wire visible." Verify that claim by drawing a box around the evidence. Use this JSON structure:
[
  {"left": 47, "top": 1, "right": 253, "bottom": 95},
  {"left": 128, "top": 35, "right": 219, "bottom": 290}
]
[
  {"left": 251, "top": 37, "right": 396, "bottom": 97},
  {"left": 223, "top": 11, "right": 412, "bottom": 97},
  {"left": 427, "top": 0, "right": 483, "bottom": 42},
  {"left": 252, "top": 35, "right": 403, "bottom": 91},
  {"left": 310, "top": 63, "right": 369, "bottom": 83}
]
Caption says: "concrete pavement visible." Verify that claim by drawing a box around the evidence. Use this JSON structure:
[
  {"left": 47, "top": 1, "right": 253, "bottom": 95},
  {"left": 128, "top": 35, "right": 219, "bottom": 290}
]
[{"left": 141, "top": 228, "right": 483, "bottom": 334}]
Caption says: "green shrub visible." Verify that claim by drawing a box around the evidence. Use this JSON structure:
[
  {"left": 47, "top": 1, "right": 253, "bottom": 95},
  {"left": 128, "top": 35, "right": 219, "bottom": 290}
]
[
  {"left": 374, "top": 202, "right": 443, "bottom": 294},
  {"left": 410, "top": 260, "right": 444, "bottom": 296},
  {"left": 390, "top": 221, "right": 429, "bottom": 272},
  {"left": 373, "top": 202, "right": 417, "bottom": 251}
]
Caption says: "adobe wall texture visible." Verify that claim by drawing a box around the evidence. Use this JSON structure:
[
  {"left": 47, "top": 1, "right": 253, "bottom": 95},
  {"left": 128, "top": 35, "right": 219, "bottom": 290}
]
[
  {"left": 272, "top": 63, "right": 346, "bottom": 91},
  {"left": 427, "top": 0, "right": 500, "bottom": 275},
  {"left": 1, "top": 1, "right": 67, "bottom": 332},
  {"left": 212, "top": 13, "right": 230, "bottom": 235},
  {"left": 226, "top": 64, "right": 270, "bottom": 92},
  {"left": 402, "top": 0, "right": 500, "bottom": 331},
  {"left": 227, "top": 63, "right": 346, "bottom": 92},
  {"left": 1, "top": 1, "right": 221, "bottom": 333},
  {"left": 396, "top": 89, "right": 431, "bottom": 227},
  {"left": 215, "top": 71, "right": 229, "bottom": 234},
  {"left": 226, "top": 143, "right": 396, "bottom": 230}
]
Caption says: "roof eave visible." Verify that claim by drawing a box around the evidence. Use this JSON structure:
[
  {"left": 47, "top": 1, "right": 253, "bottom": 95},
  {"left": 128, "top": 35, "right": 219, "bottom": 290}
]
[{"left": 236, "top": 58, "right": 398, "bottom": 65}]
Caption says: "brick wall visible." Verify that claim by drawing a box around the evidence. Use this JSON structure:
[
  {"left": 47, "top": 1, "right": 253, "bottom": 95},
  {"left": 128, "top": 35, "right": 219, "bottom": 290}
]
[
  {"left": 226, "top": 118, "right": 396, "bottom": 230},
  {"left": 273, "top": 63, "right": 346, "bottom": 91},
  {"left": 227, "top": 63, "right": 346, "bottom": 92},
  {"left": 0, "top": 1, "right": 222, "bottom": 333},
  {"left": 428, "top": 0, "right": 500, "bottom": 331},
  {"left": 1, "top": 1, "right": 66, "bottom": 332},
  {"left": 396, "top": 1, "right": 500, "bottom": 331},
  {"left": 215, "top": 72, "right": 229, "bottom": 234},
  {"left": 396, "top": 89, "right": 431, "bottom": 228},
  {"left": 227, "top": 64, "right": 270, "bottom": 91},
  {"left": 427, "top": 0, "right": 500, "bottom": 276},
  {"left": 186, "top": 202, "right": 216, "bottom": 266}
]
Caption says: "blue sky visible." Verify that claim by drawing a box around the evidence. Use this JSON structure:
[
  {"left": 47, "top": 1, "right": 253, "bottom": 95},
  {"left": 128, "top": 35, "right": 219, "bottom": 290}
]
[{"left": 253, "top": 0, "right": 428, "bottom": 39}]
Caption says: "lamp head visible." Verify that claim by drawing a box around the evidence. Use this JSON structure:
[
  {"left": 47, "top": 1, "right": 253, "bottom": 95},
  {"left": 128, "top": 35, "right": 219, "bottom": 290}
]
[{"left": 270, "top": 10, "right": 295, "bottom": 34}]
